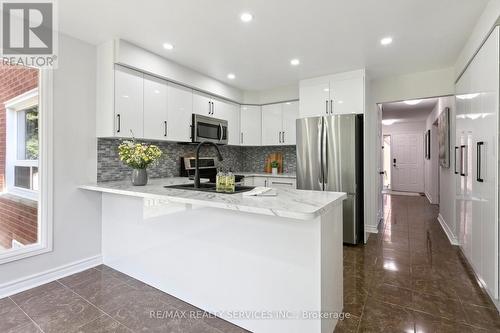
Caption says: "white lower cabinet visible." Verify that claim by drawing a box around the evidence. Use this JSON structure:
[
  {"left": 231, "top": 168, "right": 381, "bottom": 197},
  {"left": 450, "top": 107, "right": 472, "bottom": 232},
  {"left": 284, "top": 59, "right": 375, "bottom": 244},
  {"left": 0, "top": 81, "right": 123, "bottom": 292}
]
[
  {"left": 243, "top": 176, "right": 296, "bottom": 188},
  {"left": 455, "top": 26, "right": 499, "bottom": 301}
]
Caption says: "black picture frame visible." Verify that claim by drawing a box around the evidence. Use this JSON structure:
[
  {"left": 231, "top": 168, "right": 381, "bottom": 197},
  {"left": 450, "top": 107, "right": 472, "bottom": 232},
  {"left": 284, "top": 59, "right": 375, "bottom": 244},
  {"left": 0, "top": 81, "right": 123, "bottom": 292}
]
[{"left": 425, "top": 129, "right": 431, "bottom": 160}]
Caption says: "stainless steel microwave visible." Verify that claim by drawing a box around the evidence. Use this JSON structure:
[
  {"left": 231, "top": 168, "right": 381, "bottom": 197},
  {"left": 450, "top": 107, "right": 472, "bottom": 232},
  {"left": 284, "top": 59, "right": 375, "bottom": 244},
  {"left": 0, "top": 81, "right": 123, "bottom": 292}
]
[{"left": 191, "top": 114, "right": 228, "bottom": 144}]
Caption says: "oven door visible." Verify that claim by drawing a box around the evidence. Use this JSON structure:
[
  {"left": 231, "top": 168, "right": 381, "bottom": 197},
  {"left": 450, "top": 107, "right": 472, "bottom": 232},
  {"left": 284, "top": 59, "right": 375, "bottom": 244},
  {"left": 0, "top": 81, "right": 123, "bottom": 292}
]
[{"left": 192, "top": 114, "right": 228, "bottom": 144}]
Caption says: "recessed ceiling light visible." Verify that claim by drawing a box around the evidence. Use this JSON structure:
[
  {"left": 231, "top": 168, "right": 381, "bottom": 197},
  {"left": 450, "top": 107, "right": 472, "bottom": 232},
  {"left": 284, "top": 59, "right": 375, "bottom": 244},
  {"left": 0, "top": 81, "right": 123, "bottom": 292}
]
[
  {"left": 227, "top": 73, "right": 236, "bottom": 80},
  {"left": 290, "top": 58, "right": 300, "bottom": 66},
  {"left": 240, "top": 12, "right": 253, "bottom": 22},
  {"left": 338, "top": 100, "right": 344, "bottom": 104},
  {"left": 404, "top": 99, "right": 422, "bottom": 105},
  {"left": 382, "top": 119, "right": 397, "bottom": 126},
  {"left": 163, "top": 43, "right": 174, "bottom": 50},
  {"left": 456, "top": 93, "right": 480, "bottom": 100},
  {"left": 380, "top": 37, "right": 393, "bottom": 46},
  {"left": 323, "top": 88, "right": 329, "bottom": 92}
]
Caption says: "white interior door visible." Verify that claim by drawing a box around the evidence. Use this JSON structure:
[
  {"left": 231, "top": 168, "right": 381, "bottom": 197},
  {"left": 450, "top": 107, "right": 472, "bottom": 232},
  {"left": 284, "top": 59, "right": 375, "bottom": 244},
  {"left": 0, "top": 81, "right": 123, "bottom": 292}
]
[{"left": 391, "top": 133, "right": 424, "bottom": 192}]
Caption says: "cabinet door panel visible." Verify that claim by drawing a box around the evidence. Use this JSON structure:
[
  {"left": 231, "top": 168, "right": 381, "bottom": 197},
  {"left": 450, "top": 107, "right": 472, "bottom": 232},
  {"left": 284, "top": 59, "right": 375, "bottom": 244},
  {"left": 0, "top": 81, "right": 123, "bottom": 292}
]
[
  {"left": 240, "top": 106, "right": 262, "bottom": 146},
  {"left": 193, "top": 91, "right": 212, "bottom": 116},
  {"left": 299, "top": 78, "right": 330, "bottom": 117},
  {"left": 268, "top": 178, "right": 296, "bottom": 188},
  {"left": 282, "top": 101, "right": 299, "bottom": 145},
  {"left": 167, "top": 83, "right": 193, "bottom": 142},
  {"left": 331, "top": 76, "right": 364, "bottom": 114},
  {"left": 143, "top": 75, "right": 168, "bottom": 141},
  {"left": 252, "top": 177, "right": 267, "bottom": 187},
  {"left": 214, "top": 99, "right": 240, "bottom": 145},
  {"left": 262, "top": 104, "right": 282, "bottom": 146},
  {"left": 115, "top": 67, "right": 143, "bottom": 138}
]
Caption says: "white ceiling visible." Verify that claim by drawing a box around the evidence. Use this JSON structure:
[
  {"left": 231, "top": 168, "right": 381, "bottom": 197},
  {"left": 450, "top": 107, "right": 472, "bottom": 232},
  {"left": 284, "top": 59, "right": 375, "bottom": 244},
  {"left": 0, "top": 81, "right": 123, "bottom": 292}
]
[
  {"left": 382, "top": 98, "right": 438, "bottom": 122},
  {"left": 58, "top": 0, "right": 488, "bottom": 91}
]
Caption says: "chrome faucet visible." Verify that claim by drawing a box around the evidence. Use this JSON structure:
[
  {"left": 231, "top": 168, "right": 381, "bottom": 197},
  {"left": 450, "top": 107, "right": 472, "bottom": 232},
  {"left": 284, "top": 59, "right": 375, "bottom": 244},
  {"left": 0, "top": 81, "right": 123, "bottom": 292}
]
[{"left": 194, "top": 141, "right": 223, "bottom": 188}]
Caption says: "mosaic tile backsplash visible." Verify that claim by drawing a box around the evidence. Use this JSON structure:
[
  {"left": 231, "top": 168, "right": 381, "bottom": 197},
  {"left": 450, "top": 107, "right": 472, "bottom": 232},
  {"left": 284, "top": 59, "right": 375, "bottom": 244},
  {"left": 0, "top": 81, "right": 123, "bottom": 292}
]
[{"left": 97, "top": 138, "right": 297, "bottom": 182}]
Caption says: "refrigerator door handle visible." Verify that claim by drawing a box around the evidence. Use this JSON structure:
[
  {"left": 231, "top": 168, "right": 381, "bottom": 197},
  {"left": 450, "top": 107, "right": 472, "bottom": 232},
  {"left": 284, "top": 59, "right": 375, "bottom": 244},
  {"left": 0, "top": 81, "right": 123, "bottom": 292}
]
[
  {"left": 320, "top": 117, "right": 325, "bottom": 190},
  {"left": 321, "top": 118, "right": 328, "bottom": 188}
]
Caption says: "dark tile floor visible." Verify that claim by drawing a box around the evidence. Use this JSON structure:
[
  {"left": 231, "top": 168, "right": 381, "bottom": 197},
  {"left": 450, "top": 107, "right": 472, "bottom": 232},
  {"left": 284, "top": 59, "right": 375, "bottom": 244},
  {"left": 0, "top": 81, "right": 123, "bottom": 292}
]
[
  {"left": 1, "top": 265, "right": 250, "bottom": 333},
  {"left": 2, "top": 194, "right": 499, "bottom": 333},
  {"left": 335, "top": 194, "right": 500, "bottom": 333}
]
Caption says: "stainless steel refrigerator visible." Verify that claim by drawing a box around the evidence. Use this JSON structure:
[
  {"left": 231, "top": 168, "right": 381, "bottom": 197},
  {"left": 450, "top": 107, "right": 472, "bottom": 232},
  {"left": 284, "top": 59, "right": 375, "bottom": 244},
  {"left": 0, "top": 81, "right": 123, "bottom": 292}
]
[{"left": 296, "top": 114, "right": 364, "bottom": 244}]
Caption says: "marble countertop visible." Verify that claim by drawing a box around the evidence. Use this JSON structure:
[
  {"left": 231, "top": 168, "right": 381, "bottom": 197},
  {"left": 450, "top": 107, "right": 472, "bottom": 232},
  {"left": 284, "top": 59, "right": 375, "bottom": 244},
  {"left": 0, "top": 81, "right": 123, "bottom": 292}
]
[
  {"left": 235, "top": 172, "right": 296, "bottom": 179},
  {"left": 80, "top": 177, "right": 345, "bottom": 220}
]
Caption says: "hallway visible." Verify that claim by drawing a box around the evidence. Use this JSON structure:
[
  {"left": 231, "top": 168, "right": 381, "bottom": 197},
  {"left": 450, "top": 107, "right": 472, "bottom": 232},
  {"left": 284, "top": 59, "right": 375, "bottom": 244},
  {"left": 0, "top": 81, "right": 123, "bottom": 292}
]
[{"left": 336, "top": 195, "right": 500, "bottom": 332}]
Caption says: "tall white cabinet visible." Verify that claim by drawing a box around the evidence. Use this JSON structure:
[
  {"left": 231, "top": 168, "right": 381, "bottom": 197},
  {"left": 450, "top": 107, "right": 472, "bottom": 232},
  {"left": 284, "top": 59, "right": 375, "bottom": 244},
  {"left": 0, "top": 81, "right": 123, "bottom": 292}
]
[
  {"left": 455, "top": 26, "right": 499, "bottom": 302},
  {"left": 299, "top": 69, "right": 365, "bottom": 117}
]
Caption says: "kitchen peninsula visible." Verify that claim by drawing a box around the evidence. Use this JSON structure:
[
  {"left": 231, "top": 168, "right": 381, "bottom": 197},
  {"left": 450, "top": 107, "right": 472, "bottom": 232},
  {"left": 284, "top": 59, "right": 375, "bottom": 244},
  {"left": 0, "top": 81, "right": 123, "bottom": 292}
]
[{"left": 81, "top": 178, "right": 346, "bottom": 333}]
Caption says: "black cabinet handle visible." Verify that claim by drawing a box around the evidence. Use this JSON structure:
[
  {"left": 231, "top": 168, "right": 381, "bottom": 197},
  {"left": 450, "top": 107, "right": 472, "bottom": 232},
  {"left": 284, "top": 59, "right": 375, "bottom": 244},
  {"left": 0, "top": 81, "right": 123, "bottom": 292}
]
[
  {"left": 164, "top": 121, "right": 167, "bottom": 137},
  {"left": 208, "top": 101, "right": 211, "bottom": 115},
  {"left": 454, "top": 146, "right": 459, "bottom": 175},
  {"left": 477, "top": 142, "right": 484, "bottom": 182},
  {"left": 325, "top": 100, "right": 328, "bottom": 114},
  {"left": 460, "top": 145, "right": 466, "bottom": 177},
  {"left": 330, "top": 100, "right": 333, "bottom": 114},
  {"left": 116, "top": 114, "right": 121, "bottom": 133}
]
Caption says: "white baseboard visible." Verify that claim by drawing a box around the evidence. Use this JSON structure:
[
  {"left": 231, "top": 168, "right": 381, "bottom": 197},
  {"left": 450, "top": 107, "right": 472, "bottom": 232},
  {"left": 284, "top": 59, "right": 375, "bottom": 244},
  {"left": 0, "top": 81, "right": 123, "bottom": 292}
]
[
  {"left": 0, "top": 255, "right": 102, "bottom": 298},
  {"left": 437, "top": 214, "right": 459, "bottom": 245},
  {"left": 425, "top": 192, "right": 432, "bottom": 204},
  {"left": 365, "top": 224, "right": 380, "bottom": 234}
]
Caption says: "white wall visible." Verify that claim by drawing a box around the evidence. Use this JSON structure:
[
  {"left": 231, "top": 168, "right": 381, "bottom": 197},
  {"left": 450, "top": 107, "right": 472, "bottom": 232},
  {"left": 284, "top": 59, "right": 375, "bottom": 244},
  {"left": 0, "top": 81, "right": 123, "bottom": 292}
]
[
  {"left": 116, "top": 40, "right": 244, "bottom": 103},
  {"left": 382, "top": 121, "right": 425, "bottom": 135},
  {"left": 370, "top": 67, "right": 455, "bottom": 104},
  {"left": 428, "top": 96, "right": 457, "bottom": 240},
  {"left": 424, "top": 106, "right": 440, "bottom": 205},
  {"left": 455, "top": 0, "right": 500, "bottom": 80},
  {"left": 0, "top": 35, "right": 101, "bottom": 285},
  {"left": 242, "top": 84, "right": 299, "bottom": 105},
  {"left": 364, "top": 67, "right": 455, "bottom": 232}
]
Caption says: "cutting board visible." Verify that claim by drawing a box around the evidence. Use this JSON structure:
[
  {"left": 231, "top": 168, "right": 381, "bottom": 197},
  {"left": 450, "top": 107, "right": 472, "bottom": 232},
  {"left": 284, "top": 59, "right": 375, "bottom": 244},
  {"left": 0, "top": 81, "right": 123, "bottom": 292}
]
[{"left": 264, "top": 153, "right": 283, "bottom": 173}]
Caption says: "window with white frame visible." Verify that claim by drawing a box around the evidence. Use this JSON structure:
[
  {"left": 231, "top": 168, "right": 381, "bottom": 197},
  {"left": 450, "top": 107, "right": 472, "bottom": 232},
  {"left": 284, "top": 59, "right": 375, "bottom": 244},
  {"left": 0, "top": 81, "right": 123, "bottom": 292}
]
[{"left": 5, "top": 89, "right": 39, "bottom": 200}]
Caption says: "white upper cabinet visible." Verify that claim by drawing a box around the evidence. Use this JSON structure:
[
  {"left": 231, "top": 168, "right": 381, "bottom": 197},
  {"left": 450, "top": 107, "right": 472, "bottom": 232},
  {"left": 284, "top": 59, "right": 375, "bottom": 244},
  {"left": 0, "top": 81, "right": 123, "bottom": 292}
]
[
  {"left": 143, "top": 75, "right": 168, "bottom": 141},
  {"left": 282, "top": 101, "right": 299, "bottom": 145},
  {"left": 262, "top": 103, "right": 283, "bottom": 146},
  {"left": 167, "top": 83, "right": 193, "bottom": 142},
  {"left": 215, "top": 98, "right": 240, "bottom": 145},
  {"left": 193, "top": 91, "right": 214, "bottom": 117},
  {"left": 299, "top": 77, "right": 331, "bottom": 118},
  {"left": 299, "top": 69, "right": 365, "bottom": 117},
  {"left": 331, "top": 76, "right": 364, "bottom": 114},
  {"left": 114, "top": 67, "right": 144, "bottom": 138},
  {"left": 262, "top": 101, "right": 299, "bottom": 146},
  {"left": 240, "top": 105, "right": 262, "bottom": 146}
]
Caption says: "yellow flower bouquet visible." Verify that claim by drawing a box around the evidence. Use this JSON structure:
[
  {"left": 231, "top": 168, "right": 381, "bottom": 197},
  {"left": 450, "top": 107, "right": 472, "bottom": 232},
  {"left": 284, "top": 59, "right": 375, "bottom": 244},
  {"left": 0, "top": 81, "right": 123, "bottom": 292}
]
[{"left": 118, "top": 140, "right": 162, "bottom": 185}]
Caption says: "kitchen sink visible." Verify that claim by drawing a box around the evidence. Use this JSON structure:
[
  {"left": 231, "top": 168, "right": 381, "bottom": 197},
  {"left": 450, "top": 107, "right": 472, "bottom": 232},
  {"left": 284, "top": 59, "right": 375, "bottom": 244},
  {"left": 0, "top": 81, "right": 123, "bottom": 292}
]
[{"left": 164, "top": 182, "right": 255, "bottom": 194}]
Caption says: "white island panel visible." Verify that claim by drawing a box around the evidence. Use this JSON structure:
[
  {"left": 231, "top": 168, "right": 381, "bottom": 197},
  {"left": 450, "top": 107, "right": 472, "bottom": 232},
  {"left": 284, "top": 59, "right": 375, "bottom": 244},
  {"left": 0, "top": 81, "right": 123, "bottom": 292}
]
[{"left": 101, "top": 192, "right": 343, "bottom": 333}]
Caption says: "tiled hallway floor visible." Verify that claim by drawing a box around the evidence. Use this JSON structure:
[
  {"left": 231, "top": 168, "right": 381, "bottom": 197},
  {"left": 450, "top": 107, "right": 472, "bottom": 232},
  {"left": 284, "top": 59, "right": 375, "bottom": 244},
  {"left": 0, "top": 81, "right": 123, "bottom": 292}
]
[
  {"left": 336, "top": 194, "right": 500, "bottom": 333},
  {"left": 2, "top": 195, "right": 500, "bottom": 332}
]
